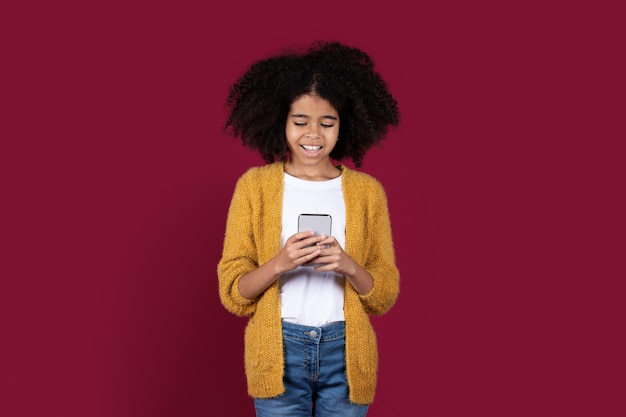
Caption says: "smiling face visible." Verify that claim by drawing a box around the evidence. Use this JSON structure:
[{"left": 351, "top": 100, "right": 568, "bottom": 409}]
[{"left": 284, "top": 94, "right": 340, "bottom": 175}]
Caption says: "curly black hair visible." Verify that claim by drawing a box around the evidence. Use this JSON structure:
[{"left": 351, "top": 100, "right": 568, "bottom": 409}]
[{"left": 223, "top": 41, "right": 400, "bottom": 168}]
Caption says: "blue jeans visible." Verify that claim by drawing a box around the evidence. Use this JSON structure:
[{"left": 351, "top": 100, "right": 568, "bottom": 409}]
[{"left": 253, "top": 320, "right": 369, "bottom": 417}]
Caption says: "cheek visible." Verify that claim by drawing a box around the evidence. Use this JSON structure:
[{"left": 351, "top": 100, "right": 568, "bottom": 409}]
[
  {"left": 284, "top": 126, "right": 295, "bottom": 141},
  {"left": 284, "top": 128, "right": 301, "bottom": 148}
]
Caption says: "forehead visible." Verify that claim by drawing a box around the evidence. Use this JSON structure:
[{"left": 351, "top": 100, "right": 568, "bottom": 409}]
[{"left": 289, "top": 94, "right": 338, "bottom": 116}]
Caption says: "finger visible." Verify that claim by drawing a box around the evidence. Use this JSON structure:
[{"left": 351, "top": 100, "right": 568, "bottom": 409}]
[
  {"left": 293, "top": 230, "right": 317, "bottom": 242},
  {"left": 300, "top": 249, "right": 323, "bottom": 265},
  {"left": 316, "top": 236, "right": 334, "bottom": 249},
  {"left": 300, "top": 235, "right": 328, "bottom": 249}
]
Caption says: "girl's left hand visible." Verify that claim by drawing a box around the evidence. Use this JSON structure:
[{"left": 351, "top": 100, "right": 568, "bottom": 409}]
[
  {"left": 313, "top": 236, "right": 374, "bottom": 294},
  {"left": 310, "top": 236, "right": 358, "bottom": 277}
]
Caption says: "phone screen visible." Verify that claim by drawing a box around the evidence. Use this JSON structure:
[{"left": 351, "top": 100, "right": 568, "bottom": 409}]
[{"left": 297, "top": 213, "right": 332, "bottom": 237}]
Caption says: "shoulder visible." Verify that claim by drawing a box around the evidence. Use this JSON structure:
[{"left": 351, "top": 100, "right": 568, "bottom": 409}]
[
  {"left": 231, "top": 163, "right": 284, "bottom": 202},
  {"left": 237, "top": 162, "right": 284, "bottom": 184},
  {"left": 341, "top": 166, "right": 385, "bottom": 192}
]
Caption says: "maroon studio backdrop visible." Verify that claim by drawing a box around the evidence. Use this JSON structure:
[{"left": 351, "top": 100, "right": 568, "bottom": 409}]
[{"left": 2, "top": 1, "right": 625, "bottom": 416}]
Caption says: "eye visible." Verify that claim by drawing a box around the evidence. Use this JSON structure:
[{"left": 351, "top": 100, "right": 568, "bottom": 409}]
[
  {"left": 321, "top": 123, "right": 334, "bottom": 128},
  {"left": 294, "top": 122, "right": 306, "bottom": 127}
]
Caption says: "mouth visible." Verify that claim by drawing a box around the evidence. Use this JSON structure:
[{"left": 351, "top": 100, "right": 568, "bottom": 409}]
[{"left": 301, "top": 144, "right": 322, "bottom": 152}]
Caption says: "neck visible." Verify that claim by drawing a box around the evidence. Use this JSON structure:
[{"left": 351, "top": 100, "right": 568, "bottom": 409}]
[{"left": 283, "top": 161, "right": 342, "bottom": 181}]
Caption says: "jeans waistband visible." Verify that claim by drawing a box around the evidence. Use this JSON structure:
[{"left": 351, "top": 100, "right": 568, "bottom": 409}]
[{"left": 281, "top": 320, "right": 345, "bottom": 343}]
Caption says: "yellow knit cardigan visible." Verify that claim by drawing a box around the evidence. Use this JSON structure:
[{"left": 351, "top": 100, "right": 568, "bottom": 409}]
[{"left": 217, "top": 162, "right": 400, "bottom": 405}]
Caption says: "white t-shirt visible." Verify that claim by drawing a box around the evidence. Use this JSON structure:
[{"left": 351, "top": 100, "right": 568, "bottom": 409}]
[{"left": 280, "top": 172, "right": 346, "bottom": 326}]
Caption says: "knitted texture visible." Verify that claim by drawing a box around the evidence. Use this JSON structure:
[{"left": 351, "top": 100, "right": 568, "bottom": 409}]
[{"left": 217, "top": 162, "right": 400, "bottom": 404}]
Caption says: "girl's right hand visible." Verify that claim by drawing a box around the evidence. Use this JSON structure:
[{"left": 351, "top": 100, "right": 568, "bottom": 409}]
[{"left": 236, "top": 231, "right": 329, "bottom": 300}]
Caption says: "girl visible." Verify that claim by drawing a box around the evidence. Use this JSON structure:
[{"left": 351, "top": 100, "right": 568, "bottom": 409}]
[{"left": 218, "top": 41, "right": 401, "bottom": 417}]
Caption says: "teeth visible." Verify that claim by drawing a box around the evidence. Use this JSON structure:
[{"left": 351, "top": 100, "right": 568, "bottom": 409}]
[{"left": 302, "top": 145, "right": 322, "bottom": 151}]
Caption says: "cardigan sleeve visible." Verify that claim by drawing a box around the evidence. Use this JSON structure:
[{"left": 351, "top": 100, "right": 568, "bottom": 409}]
[
  {"left": 217, "top": 173, "right": 259, "bottom": 317},
  {"left": 354, "top": 179, "right": 400, "bottom": 315}
]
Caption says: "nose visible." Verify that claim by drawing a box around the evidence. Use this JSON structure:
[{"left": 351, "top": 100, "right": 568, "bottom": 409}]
[{"left": 305, "top": 125, "right": 320, "bottom": 138}]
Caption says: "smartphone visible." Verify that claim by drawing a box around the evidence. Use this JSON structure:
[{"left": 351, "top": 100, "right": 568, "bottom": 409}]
[
  {"left": 298, "top": 213, "right": 332, "bottom": 244},
  {"left": 297, "top": 214, "right": 332, "bottom": 267}
]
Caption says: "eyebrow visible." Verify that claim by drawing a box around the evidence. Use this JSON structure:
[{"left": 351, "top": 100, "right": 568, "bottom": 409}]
[{"left": 290, "top": 114, "right": 338, "bottom": 120}]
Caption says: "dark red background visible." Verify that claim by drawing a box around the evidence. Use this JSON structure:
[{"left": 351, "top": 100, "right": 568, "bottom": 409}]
[{"left": 2, "top": 1, "right": 624, "bottom": 416}]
